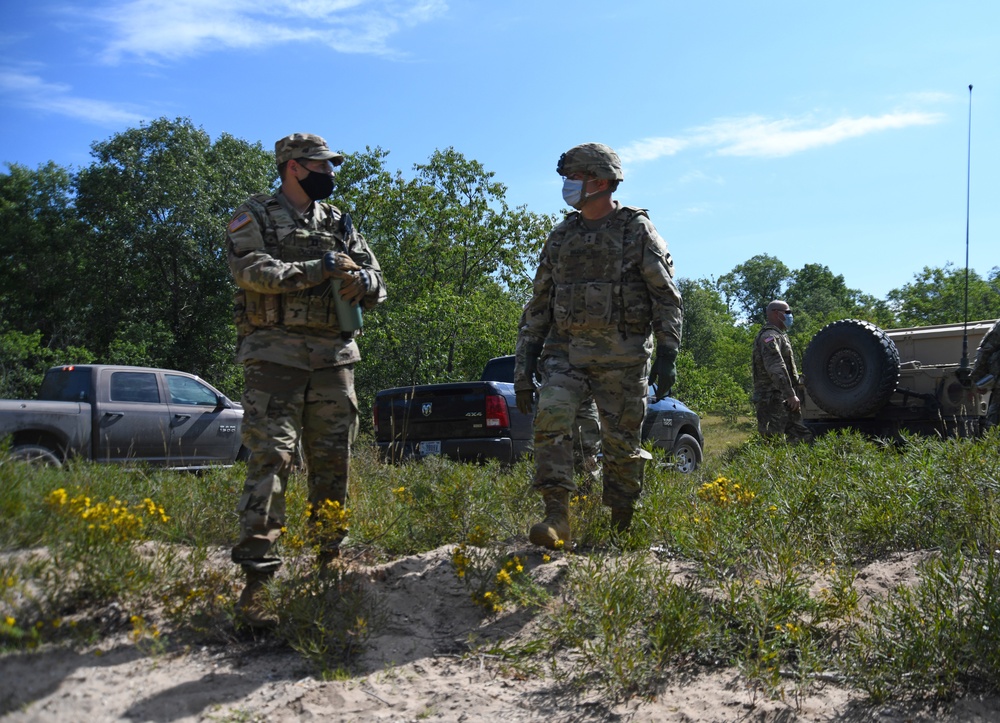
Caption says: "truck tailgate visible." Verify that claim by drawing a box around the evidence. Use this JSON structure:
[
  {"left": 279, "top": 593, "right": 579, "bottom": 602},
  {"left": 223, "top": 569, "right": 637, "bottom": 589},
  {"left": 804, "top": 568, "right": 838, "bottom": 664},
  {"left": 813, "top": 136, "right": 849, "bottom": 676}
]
[{"left": 374, "top": 382, "right": 526, "bottom": 463}]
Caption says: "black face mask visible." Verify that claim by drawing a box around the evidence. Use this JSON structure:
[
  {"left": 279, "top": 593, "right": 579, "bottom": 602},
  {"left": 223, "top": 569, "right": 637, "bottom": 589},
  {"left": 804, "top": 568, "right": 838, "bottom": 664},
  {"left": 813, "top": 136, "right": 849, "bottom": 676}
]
[{"left": 298, "top": 169, "right": 334, "bottom": 200}]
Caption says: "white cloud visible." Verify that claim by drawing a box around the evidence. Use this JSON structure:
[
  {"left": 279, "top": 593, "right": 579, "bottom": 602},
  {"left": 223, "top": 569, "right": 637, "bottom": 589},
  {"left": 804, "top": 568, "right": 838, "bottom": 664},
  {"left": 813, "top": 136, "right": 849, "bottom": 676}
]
[
  {"left": 93, "top": 0, "right": 448, "bottom": 63},
  {"left": 620, "top": 110, "right": 945, "bottom": 163},
  {"left": 618, "top": 136, "right": 688, "bottom": 164},
  {"left": 0, "top": 69, "right": 145, "bottom": 125}
]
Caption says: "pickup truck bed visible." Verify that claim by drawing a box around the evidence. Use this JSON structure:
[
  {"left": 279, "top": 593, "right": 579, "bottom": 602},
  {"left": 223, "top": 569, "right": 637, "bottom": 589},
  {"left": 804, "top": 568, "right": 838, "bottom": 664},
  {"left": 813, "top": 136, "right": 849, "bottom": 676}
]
[{"left": 373, "top": 380, "right": 532, "bottom": 464}]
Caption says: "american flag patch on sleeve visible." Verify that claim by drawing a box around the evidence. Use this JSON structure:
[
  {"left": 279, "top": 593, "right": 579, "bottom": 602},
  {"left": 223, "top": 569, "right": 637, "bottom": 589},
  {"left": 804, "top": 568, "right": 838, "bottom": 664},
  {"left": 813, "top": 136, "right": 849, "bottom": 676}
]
[{"left": 228, "top": 212, "right": 251, "bottom": 232}]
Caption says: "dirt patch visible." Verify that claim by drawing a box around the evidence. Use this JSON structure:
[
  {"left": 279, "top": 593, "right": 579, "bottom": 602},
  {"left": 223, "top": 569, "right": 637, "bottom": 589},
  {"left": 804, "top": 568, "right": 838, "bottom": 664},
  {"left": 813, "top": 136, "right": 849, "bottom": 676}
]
[{"left": 3, "top": 547, "right": 999, "bottom": 722}]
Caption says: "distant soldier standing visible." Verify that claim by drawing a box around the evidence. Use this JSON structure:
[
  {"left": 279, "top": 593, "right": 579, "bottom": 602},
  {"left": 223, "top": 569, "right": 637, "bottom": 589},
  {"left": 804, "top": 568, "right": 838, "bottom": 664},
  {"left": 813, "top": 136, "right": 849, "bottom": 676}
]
[
  {"left": 752, "top": 300, "right": 813, "bottom": 443},
  {"left": 966, "top": 318, "right": 1000, "bottom": 428},
  {"left": 227, "top": 133, "right": 386, "bottom": 627},
  {"left": 514, "top": 143, "right": 684, "bottom": 546}
]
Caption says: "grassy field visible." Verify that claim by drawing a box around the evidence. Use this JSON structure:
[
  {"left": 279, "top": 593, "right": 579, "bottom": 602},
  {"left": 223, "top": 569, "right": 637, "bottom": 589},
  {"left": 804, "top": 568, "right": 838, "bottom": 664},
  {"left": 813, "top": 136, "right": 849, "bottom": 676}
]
[{"left": 3, "top": 420, "right": 1000, "bottom": 707}]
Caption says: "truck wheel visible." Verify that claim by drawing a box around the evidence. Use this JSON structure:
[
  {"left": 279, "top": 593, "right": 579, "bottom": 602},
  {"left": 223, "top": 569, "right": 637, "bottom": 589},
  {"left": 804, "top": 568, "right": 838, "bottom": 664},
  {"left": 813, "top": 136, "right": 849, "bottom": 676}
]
[
  {"left": 803, "top": 319, "right": 900, "bottom": 418},
  {"left": 672, "top": 434, "right": 702, "bottom": 474},
  {"left": 10, "top": 444, "right": 63, "bottom": 467}
]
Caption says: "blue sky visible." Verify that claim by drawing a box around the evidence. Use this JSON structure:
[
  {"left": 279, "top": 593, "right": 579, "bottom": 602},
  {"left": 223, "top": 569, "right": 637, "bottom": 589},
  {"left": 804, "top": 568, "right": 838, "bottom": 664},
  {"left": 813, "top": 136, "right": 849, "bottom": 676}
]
[{"left": 2, "top": 1, "right": 998, "bottom": 300}]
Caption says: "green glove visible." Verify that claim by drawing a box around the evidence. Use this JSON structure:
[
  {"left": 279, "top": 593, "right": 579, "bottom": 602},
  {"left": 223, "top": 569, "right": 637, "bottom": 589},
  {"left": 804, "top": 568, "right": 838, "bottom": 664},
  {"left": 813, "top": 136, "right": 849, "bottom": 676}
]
[
  {"left": 515, "top": 389, "right": 535, "bottom": 415},
  {"left": 651, "top": 345, "right": 678, "bottom": 401}
]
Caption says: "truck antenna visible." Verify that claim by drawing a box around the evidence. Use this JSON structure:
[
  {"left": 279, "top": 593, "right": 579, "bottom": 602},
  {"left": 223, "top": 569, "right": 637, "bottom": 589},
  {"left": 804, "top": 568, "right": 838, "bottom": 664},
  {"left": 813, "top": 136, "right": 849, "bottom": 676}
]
[{"left": 960, "top": 84, "right": 973, "bottom": 372}]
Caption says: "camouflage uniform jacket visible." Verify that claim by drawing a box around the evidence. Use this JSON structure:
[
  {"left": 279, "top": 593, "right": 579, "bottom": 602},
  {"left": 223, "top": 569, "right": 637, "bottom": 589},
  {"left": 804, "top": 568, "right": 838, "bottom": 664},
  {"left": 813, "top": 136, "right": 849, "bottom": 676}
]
[
  {"left": 514, "top": 203, "right": 683, "bottom": 390},
  {"left": 752, "top": 323, "right": 797, "bottom": 400},
  {"left": 227, "top": 189, "right": 386, "bottom": 370},
  {"left": 970, "top": 319, "right": 1000, "bottom": 383}
]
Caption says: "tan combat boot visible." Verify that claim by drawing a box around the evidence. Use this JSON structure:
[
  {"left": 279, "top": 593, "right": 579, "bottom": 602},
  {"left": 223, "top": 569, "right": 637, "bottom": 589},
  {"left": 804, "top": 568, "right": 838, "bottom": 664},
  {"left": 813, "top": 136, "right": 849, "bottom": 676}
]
[
  {"left": 237, "top": 569, "right": 278, "bottom": 630},
  {"left": 529, "top": 488, "right": 571, "bottom": 549}
]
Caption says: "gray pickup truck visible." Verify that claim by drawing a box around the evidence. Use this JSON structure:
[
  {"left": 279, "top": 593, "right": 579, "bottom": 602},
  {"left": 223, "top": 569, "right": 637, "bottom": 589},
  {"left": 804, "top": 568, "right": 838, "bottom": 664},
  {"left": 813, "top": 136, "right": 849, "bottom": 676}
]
[{"left": 0, "top": 364, "right": 246, "bottom": 469}]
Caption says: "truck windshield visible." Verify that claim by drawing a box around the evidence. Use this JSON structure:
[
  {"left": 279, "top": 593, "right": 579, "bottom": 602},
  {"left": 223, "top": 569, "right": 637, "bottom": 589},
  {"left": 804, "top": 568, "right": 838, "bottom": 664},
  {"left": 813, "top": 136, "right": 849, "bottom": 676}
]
[{"left": 38, "top": 368, "right": 93, "bottom": 403}]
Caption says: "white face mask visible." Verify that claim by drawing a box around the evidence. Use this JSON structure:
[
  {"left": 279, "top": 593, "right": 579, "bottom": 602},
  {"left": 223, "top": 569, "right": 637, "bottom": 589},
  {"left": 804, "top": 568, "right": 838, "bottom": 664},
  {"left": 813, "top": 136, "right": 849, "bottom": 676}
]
[
  {"left": 561, "top": 178, "right": 584, "bottom": 209},
  {"left": 784, "top": 312, "right": 794, "bottom": 328}
]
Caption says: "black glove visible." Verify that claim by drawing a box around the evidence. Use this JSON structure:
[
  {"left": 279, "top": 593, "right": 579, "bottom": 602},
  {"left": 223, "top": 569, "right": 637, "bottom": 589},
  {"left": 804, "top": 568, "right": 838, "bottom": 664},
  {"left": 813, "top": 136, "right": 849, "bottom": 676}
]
[
  {"left": 323, "top": 251, "right": 361, "bottom": 278},
  {"left": 650, "top": 345, "right": 678, "bottom": 401},
  {"left": 955, "top": 367, "right": 973, "bottom": 388},
  {"left": 515, "top": 389, "right": 535, "bottom": 415},
  {"left": 523, "top": 340, "right": 543, "bottom": 386}
]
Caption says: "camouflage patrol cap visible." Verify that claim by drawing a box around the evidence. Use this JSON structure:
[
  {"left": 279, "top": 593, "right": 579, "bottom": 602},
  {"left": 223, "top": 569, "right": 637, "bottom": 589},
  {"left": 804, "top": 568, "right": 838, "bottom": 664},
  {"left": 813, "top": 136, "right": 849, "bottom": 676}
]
[
  {"left": 274, "top": 133, "right": 345, "bottom": 166},
  {"left": 556, "top": 143, "right": 624, "bottom": 182}
]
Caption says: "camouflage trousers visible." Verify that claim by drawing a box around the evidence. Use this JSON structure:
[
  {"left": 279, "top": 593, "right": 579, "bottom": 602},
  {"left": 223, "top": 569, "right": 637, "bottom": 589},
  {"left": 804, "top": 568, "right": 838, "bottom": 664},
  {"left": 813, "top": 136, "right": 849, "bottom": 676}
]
[
  {"left": 754, "top": 394, "right": 814, "bottom": 444},
  {"left": 573, "top": 398, "right": 602, "bottom": 483},
  {"left": 231, "top": 360, "right": 359, "bottom": 567},
  {"left": 534, "top": 356, "right": 649, "bottom": 509}
]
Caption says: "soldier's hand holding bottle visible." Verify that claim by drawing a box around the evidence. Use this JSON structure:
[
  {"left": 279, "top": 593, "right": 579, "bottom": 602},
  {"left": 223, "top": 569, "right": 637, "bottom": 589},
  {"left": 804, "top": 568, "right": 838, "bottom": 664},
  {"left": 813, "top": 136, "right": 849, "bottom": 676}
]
[{"left": 323, "top": 252, "right": 369, "bottom": 304}]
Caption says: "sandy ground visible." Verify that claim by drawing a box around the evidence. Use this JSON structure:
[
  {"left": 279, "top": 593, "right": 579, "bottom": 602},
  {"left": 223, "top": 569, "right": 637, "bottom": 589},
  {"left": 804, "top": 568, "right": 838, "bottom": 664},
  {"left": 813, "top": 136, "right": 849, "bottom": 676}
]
[{"left": 3, "top": 547, "right": 1000, "bottom": 723}]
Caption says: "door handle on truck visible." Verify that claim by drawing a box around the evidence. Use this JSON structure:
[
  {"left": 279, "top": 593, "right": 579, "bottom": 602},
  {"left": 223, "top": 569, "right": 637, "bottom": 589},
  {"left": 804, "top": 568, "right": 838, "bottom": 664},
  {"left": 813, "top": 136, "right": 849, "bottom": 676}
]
[{"left": 172, "top": 414, "right": 191, "bottom": 426}]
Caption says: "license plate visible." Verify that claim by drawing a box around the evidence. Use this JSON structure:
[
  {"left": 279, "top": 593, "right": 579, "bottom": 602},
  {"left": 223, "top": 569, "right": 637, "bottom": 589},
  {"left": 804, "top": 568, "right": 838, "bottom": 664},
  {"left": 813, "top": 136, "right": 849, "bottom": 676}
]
[{"left": 419, "top": 441, "right": 441, "bottom": 456}]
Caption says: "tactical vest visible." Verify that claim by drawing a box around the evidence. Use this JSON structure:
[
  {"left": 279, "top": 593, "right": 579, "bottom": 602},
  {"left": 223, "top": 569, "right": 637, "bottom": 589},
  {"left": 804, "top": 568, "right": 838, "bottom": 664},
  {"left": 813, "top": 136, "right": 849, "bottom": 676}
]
[
  {"left": 235, "top": 194, "right": 351, "bottom": 334},
  {"left": 549, "top": 206, "right": 654, "bottom": 339}
]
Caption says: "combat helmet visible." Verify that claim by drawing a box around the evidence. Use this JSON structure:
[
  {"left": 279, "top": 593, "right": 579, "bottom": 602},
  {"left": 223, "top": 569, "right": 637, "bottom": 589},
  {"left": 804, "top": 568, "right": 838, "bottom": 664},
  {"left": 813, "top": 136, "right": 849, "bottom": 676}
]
[{"left": 556, "top": 143, "right": 624, "bottom": 182}]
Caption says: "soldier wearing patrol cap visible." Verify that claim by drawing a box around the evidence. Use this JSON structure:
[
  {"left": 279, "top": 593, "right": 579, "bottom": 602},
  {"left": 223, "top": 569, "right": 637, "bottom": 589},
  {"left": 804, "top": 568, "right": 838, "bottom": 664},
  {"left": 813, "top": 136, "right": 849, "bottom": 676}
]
[
  {"left": 751, "top": 300, "right": 813, "bottom": 443},
  {"left": 226, "top": 132, "right": 387, "bottom": 628},
  {"left": 514, "top": 142, "right": 684, "bottom": 547}
]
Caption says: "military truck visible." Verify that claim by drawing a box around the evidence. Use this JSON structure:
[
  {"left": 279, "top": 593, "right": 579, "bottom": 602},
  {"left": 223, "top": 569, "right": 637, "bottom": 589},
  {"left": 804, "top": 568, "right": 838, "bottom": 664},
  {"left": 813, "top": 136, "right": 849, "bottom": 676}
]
[{"left": 800, "top": 318, "right": 996, "bottom": 438}]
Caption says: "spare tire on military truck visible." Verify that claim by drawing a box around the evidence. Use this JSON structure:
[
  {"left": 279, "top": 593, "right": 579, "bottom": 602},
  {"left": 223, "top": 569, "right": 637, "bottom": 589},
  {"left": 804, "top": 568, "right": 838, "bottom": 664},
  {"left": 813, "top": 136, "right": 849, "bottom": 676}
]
[
  {"left": 800, "top": 318, "right": 997, "bottom": 439},
  {"left": 803, "top": 319, "right": 900, "bottom": 418}
]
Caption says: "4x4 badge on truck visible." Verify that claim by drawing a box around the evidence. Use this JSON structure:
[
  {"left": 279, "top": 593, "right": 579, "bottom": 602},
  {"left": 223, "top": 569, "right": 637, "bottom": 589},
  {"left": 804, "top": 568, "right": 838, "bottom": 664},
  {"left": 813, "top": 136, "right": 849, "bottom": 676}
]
[{"left": 422, "top": 403, "right": 432, "bottom": 417}]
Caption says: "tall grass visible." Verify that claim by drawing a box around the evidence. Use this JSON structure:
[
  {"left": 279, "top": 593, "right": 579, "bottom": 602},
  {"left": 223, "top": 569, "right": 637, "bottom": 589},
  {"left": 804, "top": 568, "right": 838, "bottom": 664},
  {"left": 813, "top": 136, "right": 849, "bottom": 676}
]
[{"left": 3, "top": 423, "right": 1000, "bottom": 707}]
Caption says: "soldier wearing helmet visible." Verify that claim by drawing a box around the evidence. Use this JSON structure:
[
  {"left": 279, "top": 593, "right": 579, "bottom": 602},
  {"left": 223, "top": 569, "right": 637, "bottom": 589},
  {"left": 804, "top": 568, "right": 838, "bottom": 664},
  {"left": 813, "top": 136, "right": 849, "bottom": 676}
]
[{"left": 514, "top": 142, "right": 684, "bottom": 547}]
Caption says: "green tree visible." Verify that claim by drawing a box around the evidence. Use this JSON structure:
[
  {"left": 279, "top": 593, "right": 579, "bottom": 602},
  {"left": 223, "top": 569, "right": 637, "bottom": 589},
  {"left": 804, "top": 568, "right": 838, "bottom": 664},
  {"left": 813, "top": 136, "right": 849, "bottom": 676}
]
[
  {"left": 674, "top": 277, "right": 754, "bottom": 417},
  {"left": 716, "top": 254, "right": 790, "bottom": 324},
  {"left": 784, "top": 263, "right": 895, "bottom": 354},
  {"left": 73, "top": 117, "right": 275, "bottom": 394},
  {"left": 0, "top": 330, "right": 95, "bottom": 399},
  {"left": 0, "top": 162, "right": 94, "bottom": 349},
  {"left": 887, "top": 264, "right": 1000, "bottom": 327},
  {"left": 334, "top": 147, "right": 552, "bottom": 412}
]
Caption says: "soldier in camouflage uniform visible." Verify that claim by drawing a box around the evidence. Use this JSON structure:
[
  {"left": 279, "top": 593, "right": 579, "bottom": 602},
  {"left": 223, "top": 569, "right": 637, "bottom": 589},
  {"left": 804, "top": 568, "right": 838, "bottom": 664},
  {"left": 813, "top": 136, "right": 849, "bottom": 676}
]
[
  {"left": 514, "top": 143, "right": 683, "bottom": 547},
  {"left": 227, "top": 133, "right": 386, "bottom": 627},
  {"left": 967, "top": 318, "right": 1000, "bottom": 428},
  {"left": 516, "top": 310, "right": 602, "bottom": 484},
  {"left": 751, "top": 300, "right": 813, "bottom": 443}
]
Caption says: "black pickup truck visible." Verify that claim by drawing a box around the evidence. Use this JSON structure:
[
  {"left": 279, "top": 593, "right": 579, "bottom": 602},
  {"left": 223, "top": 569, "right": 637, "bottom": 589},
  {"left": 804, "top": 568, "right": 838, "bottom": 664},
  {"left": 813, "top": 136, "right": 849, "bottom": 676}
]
[{"left": 373, "top": 356, "right": 704, "bottom": 471}]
